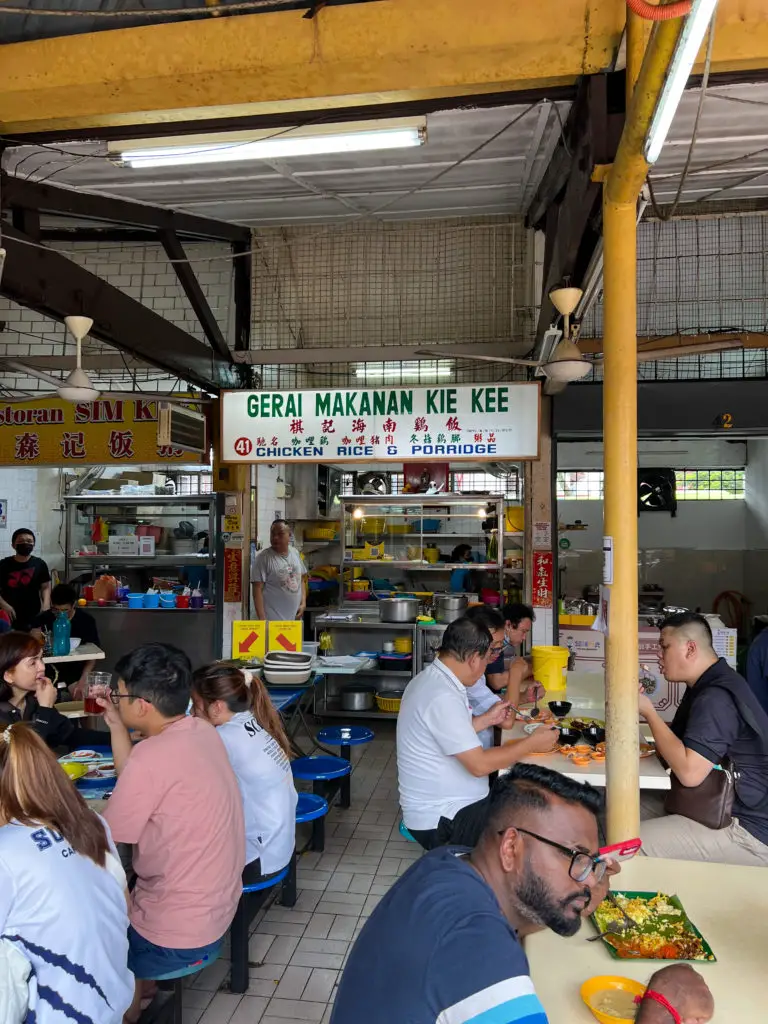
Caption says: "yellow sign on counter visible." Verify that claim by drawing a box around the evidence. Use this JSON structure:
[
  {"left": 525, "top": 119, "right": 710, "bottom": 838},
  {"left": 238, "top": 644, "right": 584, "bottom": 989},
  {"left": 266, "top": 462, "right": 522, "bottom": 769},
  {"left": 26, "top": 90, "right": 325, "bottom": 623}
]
[
  {"left": 267, "top": 620, "right": 303, "bottom": 653},
  {"left": 232, "top": 621, "right": 266, "bottom": 661}
]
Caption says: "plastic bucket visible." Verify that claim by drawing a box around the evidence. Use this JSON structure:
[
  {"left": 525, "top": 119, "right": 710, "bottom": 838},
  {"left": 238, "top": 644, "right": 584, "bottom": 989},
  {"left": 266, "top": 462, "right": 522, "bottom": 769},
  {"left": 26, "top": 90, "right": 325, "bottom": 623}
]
[
  {"left": 143, "top": 593, "right": 160, "bottom": 609},
  {"left": 531, "top": 646, "right": 569, "bottom": 693},
  {"left": 175, "top": 594, "right": 190, "bottom": 608},
  {"left": 127, "top": 593, "right": 144, "bottom": 609},
  {"left": 159, "top": 593, "right": 176, "bottom": 608}
]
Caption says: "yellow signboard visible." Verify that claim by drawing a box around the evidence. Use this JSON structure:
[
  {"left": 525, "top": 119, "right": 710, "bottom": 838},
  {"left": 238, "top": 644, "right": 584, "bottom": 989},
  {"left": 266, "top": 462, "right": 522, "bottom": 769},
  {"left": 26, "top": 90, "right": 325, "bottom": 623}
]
[
  {"left": 232, "top": 620, "right": 266, "bottom": 661},
  {"left": 223, "top": 513, "right": 242, "bottom": 533},
  {"left": 0, "top": 396, "right": 206, "bottom": 465},
  {"left": 268, "top": 620, "right": 303, "bottom": 653}
]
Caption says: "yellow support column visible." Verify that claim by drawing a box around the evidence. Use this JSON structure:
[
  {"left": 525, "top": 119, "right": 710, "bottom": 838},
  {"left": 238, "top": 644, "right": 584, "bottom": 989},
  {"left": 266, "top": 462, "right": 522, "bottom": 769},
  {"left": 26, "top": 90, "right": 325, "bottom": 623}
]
[{"left": 602, "top": 13, "right": 684, "bottom": 842}]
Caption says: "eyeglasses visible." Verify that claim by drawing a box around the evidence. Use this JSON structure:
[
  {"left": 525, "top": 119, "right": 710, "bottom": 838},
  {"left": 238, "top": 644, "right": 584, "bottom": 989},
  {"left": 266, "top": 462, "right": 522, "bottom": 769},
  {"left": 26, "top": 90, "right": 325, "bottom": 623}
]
[
  {"left": 108, "top": 691, "right": 151, "bottom": 706},
  {"left": 498, "top": 825, "right": 606, "bottom": 883}
]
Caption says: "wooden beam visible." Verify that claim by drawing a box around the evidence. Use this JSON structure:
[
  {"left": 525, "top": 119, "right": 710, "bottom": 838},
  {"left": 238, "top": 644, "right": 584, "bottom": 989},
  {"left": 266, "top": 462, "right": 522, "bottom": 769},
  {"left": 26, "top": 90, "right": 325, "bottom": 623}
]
[
  {"left": 1, "top": 173, "right": 249, "bottom": 243},
  {"left": 159, "top": 229, "right": 231, "bottom": 360},
  {"left": 1, "top": 225, "right": 238, "bottom": 392}
]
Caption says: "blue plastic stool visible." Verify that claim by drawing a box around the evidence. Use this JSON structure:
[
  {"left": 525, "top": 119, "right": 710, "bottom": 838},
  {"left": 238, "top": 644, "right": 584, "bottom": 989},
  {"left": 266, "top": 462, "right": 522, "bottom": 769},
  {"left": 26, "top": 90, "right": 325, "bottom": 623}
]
[
  {"left": 292, "top": 754, "right": 352, "bottom": 809},
  {"left": 143, "top": 944, "right": 222, "bottom": 1024},
  {"left": 230, "top": 865, "right": 290, "bottom": 993},
  {"left": 316, "top": 726, "right": 374, "bottom": 808},
  {"left": 282, "top": 793, "right": 329, "bottom": 909},
  {"left": 399, "top": 820, "right": 417, "bottom": 843}
]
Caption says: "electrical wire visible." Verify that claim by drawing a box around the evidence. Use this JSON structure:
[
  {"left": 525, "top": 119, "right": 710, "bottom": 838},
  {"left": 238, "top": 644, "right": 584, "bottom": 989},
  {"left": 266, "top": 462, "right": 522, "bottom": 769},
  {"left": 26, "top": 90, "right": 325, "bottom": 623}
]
[{"left": 0, "top": 0, "right": 301, "bottom": 17}]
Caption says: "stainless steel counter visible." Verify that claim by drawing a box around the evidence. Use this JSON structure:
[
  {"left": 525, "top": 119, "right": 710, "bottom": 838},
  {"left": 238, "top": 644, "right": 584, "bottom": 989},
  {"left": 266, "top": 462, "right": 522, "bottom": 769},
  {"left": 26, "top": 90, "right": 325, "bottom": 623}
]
[{"left": 87, "top": 606, "right": 218, "bottom": 674}]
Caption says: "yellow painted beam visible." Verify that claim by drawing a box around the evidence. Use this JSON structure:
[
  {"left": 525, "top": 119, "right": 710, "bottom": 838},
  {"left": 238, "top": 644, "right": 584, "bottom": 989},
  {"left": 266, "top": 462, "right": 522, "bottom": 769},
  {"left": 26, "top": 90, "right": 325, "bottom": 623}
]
[{"left": 1, "top": 0, "right": 626, "bottom": 134}]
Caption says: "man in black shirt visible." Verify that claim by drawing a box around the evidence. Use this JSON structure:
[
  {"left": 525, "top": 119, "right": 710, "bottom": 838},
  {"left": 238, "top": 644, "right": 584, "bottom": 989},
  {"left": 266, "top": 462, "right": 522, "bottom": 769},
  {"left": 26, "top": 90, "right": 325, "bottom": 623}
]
[
  {"left": 0, "top": 528, "right": 51, "bottom": 631},
  {"left": 31, "top": 583, "right": 100, "bottom": 698},
  {"left": 639, "top": 610, "right": 768, "bottom": 865}
]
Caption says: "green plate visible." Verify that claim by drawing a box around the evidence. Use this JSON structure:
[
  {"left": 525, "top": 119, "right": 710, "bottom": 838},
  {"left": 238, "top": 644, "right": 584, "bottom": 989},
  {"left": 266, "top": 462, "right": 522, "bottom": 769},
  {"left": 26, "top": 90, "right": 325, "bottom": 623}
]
[{"left": 590, "top": 890, "right": 716, "bottom": 963}]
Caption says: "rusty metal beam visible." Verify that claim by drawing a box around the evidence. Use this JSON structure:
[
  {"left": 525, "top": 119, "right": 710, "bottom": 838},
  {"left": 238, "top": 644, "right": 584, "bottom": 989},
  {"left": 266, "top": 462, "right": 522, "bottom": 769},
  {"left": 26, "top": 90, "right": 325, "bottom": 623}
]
[{"left": 159, "top": 228, "right": 230, "bottom": 360}]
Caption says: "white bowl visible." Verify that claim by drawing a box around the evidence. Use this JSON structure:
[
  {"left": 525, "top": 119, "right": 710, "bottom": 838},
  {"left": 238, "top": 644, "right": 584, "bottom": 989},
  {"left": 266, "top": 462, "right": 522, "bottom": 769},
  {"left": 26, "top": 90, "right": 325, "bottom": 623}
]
[
  {"left": 70, "top": 638, "right": 82, "bottom": 653},
  {"left": 263, "top": 668, "right": 312, "bottom": 686}
]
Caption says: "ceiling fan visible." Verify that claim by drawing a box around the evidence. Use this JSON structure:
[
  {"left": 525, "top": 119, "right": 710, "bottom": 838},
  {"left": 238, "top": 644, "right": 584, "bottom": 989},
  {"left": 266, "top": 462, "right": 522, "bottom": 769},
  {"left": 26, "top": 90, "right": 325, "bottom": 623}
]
[
  {"left": 1, "top": 316, "right": 210, "bottom": 406},
  {"left": 418, "top": 287, "right": 745, "bottom": 392}
]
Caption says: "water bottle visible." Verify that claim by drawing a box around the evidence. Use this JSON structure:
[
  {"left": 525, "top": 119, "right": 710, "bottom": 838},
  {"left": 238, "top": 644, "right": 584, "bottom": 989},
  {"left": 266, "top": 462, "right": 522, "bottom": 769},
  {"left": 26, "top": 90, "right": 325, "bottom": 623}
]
[{"left": 52, "top": 610, "right": 71, "bottom": 656}]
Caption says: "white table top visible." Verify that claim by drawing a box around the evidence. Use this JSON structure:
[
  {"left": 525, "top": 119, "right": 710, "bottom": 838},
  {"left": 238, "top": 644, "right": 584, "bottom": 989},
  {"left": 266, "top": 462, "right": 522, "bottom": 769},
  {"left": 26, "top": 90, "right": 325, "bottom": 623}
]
[
  {"left": 501, "top": 673, "right": 670, "bottom": 790},
  {"left": 43, "top": 643, "right": 106, "bottom": 665},
  {"left": 525, "top": 856, "right": 765, "bottom": 1022}
]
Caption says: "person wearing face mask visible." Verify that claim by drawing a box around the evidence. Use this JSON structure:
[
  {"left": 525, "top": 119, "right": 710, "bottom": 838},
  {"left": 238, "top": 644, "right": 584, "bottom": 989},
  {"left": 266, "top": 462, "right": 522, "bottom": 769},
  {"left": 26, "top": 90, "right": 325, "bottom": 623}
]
[{"left": 0, "top": 529, "right": 51, "bottom": 632}]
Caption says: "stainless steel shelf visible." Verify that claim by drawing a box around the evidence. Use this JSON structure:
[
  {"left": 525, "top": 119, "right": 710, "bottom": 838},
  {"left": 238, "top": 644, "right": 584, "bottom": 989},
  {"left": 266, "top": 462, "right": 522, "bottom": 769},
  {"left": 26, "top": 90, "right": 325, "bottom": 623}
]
[
  {"left": 315, "top": 700, "right": 399, "bottom": 721},
  {"left": 70, "top": 555, "right": 214, "bottom": 567},
  {"left": 344, "top": 561, "right": 499, "bottom": 569}
]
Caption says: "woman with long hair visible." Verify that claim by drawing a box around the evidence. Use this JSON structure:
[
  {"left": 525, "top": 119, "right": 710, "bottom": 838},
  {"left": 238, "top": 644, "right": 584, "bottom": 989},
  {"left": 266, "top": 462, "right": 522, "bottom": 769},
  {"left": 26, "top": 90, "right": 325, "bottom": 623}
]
[
  {"left": 0, "top": 722, "right": 134, "bottom": 1022},
  {"left": 192, "top": 662, "right": 298, "bottom": 882},
  {"left": 0, "top": 631, "right": 106, "bottom": 749}
]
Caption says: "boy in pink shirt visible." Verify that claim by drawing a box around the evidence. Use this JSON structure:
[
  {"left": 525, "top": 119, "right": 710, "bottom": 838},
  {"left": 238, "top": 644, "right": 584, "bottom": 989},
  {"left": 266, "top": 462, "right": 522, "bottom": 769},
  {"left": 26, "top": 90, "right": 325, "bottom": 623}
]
[{"left": 101, "top": 643, "right": 244, "bottom": 1011}]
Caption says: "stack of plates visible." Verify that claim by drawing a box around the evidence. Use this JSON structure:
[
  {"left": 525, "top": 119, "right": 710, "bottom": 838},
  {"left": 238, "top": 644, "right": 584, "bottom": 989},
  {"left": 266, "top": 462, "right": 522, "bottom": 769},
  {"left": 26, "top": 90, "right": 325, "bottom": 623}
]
[
  {"left": 263, "top": 650, "right": 313, "bottom": 686},
  {"left": 394, "top": 637, "right": 413, "bottom": 654}
]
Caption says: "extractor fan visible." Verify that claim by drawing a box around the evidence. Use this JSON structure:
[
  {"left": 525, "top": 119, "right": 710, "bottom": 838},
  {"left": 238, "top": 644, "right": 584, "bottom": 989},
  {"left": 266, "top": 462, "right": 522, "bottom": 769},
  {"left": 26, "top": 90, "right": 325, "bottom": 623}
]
[
  {"left": 416, "top": 285, "right": 747, "bottom": 391},
  {"left": 1, "top": 315, "right": 210, "bottom": 405}
]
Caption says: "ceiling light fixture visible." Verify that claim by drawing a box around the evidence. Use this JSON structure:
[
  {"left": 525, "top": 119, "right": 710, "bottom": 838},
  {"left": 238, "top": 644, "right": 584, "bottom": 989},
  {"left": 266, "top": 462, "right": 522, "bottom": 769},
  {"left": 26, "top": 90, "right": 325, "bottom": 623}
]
[
  {"left": 644, "top": 0, "right": 719, "bottom": 165},
  {"left": 113, "top": 118, "right": 426, "bottom": 170},
  {"left": 355, "top": 360, "right": 453, "bottom": 382}
]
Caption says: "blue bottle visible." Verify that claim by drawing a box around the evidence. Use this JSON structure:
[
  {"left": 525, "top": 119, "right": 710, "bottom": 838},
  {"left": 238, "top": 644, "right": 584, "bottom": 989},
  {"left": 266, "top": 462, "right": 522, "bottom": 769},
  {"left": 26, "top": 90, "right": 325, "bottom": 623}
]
[{"left": 52, "top": 610, "right": 71, "bottom": 656}]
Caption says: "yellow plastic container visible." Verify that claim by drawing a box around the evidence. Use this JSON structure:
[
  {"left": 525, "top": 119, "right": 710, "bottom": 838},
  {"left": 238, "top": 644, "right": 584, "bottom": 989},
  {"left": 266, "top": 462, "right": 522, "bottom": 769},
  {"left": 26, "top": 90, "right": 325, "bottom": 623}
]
[
  {"left": 505, "top": 505, "right": 525, "bottom": 532},
  {"left": 531, "top": 645, "right": 569, "bottom": 692},
  {"left": 581, "top": 975, "right": 646, "bottom": 1024},
  {"left": 61, "top": 762, "right": 88, "bottom": 781}
]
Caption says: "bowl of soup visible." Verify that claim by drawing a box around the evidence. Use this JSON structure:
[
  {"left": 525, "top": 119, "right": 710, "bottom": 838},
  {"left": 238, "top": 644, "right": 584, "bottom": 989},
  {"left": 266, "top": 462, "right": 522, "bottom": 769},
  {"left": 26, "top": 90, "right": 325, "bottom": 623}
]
[{"left": 581, "top": 976, "right": 646, "bottom": 1024}]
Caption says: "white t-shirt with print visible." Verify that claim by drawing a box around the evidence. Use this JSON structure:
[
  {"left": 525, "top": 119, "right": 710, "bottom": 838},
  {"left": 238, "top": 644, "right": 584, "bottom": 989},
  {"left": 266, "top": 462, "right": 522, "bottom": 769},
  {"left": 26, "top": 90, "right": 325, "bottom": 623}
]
[
  {"left": 397, "top": 660, "right": 488, "bottom": 831},
  {"left": 251, "top": 547, "right": 307, "bottom": 621},
  {"left": 0, "top": 815, "right": 134, "bottom": 1024},
  {"left": 217, "top": 711, "right": 299, "bottom": 873}
]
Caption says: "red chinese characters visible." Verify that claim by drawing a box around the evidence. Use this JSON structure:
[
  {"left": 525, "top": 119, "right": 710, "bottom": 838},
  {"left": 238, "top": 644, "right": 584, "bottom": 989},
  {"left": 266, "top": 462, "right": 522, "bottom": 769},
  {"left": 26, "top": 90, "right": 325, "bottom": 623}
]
[
  {"left": 108, "top": 430, "right": 134, "bottom": 459},
  {"left": 532, "top": 551, "right": 553, "bottom": 608},
  {"left": 15, "top": 432, "right": 40, "bottom": 461},
  {"left": 60, "top": 431, "right": 86, "bottom": 459}
]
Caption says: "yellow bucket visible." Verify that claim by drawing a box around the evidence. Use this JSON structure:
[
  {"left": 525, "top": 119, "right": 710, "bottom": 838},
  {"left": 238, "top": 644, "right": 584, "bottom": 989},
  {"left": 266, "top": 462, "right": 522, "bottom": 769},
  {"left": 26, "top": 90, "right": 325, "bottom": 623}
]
[{"left": 531, "top": 646, "right": 569, "bottom": 693}]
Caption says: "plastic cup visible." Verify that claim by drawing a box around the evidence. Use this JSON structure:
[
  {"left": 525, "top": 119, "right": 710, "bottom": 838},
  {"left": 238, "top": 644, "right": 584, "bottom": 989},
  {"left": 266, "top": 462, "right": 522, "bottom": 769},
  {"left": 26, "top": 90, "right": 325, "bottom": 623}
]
[{"left": 85, "top": 671, "right": 112, "bottom": 715}]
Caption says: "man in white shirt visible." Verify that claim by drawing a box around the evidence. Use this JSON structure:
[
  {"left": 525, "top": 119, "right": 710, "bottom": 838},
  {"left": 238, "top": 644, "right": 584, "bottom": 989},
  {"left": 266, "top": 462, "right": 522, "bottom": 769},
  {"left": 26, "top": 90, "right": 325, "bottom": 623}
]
[
  {"left": 251, "top": 519, "right": 307, "bottom": 622},
  {"left": 397, "top": 616, "right": 559, "bottom": 850}
]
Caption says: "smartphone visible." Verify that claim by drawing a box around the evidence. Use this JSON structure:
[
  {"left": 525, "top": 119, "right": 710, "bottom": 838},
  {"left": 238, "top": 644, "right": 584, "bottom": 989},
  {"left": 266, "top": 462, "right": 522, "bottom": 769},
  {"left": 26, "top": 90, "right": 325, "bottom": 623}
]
[{"left": 597, "top": 838, "right": 642, "bottom": 864}]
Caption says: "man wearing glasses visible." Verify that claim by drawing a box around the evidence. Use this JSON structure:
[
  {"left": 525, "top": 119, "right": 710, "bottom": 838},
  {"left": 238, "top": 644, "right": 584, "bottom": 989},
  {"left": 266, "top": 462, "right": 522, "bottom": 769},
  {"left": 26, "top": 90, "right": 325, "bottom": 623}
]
[
  {"left": 99, "top": 643, "right": 245, "bottom": 1020},
  {"left": 397, "top": 616, "right": 559, "bottom": 850},
  {"left": 333, "top": 764, "right": 714, "bottom": 1024}
]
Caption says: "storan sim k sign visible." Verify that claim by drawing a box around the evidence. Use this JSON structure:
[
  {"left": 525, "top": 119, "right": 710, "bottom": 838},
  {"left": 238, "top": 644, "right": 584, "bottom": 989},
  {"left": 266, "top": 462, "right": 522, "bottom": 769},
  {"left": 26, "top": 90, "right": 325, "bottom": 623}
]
[{"left": 221, "top": 383, "right": 540, "bottom": 463}]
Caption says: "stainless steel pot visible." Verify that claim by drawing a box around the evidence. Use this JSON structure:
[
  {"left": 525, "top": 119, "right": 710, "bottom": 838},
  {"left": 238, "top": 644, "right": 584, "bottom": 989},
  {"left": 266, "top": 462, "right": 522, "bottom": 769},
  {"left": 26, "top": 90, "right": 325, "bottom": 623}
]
[
  {"left": 341, "top": 685, "right": 376, "bottom": 711},
  {"left": 434, "top": 593, "right": 469, "bottom": 624},
  {"left": 378, "top": 597, "right": 419, "bottom": 623}
]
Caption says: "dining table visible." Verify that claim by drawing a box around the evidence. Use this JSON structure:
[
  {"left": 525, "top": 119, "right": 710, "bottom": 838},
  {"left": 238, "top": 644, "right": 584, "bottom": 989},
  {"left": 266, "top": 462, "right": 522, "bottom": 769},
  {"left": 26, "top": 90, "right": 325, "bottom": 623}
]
[
  {"left": 525, "top": 855, "right": 766, "bottom": 1021},
  {"left": 500, "top": 672, "right": 671, "bottom": 791}
]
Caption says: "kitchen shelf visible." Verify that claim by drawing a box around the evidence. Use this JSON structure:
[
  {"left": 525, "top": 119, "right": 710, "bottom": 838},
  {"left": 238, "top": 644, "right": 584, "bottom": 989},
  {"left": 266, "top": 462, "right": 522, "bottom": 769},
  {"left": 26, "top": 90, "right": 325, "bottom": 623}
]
[
  {"left": 69, "top": 554, "right": 214, "bottom": 567},
  {"left": 344, "top": 561, "right": 500, "bottom": 569},
  {"left": 357, "top": 669, "right": 413, "bottom": 678},
  {"left": 315, "top": 700, "right": 399, "bottom": 721}
]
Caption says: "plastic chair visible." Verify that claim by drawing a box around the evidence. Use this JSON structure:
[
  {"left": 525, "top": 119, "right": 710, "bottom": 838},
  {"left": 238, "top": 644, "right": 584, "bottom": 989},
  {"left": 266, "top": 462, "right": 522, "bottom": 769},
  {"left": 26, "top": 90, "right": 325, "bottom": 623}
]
[
  {"left": 316, "top": 726, "right": 374, "bottom": 808},
  {"left": 230, "top": 865, "right": 290, "bottom": 993},
  {"left": 292, "top": 753, "right": 353, "bottom": 810},
  {"left": 282, "top": 792, "right": 329, "bottom": 909},
  {"left": 140, "top": 945, "right": 222, "bottom": 1024}
]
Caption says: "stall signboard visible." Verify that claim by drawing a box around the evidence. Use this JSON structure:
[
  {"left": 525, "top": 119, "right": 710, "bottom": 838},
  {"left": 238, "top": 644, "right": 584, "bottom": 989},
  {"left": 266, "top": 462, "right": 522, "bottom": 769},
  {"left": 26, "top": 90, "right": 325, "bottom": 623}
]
[
  {"left": 221, "top": 383, "right": 540, "bottom": 463},
  {"left": 223, "top": 545, "right": 243, "bottom": 603},
  {"left": 232, "top": 621, "right": 266, "bottom": 661},
  {"left": 0, "top": 397, "right": 206, "bottom": 466},
  {"left": 268, "top": 620, "right": 303, "bottom": 653}
]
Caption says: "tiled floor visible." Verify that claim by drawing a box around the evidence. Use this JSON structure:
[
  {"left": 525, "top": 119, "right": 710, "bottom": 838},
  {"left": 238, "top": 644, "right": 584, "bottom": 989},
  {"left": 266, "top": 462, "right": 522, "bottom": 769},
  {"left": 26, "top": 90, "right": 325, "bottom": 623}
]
[{"left": 184, "top": 724, "right": 417, "bottom": 1024}]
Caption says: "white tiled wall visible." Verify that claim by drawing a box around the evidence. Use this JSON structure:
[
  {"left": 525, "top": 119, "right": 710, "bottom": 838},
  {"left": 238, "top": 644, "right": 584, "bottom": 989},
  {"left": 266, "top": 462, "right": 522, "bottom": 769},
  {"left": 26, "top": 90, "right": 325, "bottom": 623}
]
[
  {"left": 0, "top": 467, "right": 64, "bottom": 575},
  {"left": 255, "top": 466, "right": 286, "bottom": 547}
]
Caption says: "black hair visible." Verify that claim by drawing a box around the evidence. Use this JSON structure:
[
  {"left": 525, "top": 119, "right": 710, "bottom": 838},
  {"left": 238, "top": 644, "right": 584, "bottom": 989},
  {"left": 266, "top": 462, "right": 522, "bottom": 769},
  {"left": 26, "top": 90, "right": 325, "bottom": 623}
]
[
  {"left": 440, "top": 616, "right": 494, "bottom": 661},
  {"left": 11, "top": 528, "right": 35, "bottom": 545},
  {"left": 485, "top": 763, "right": 604, "bottom": 834},
  {"left": 115, "top": 642, "right": 192, "bottom": 718},
  {"left": 502, "top": 602, "right": 535, "bottom": 627},
  {"left": 51, "top": 583, "right": 78, "bottom": 607},
  {"left": 450, "top": 544, "right": 473, "bottom": 562},
  {"left": 464, "top": 604, "right": 505, "bottom": 633},
  {"left": 660, "top": 610, "right": 713, "bottom": 645}
]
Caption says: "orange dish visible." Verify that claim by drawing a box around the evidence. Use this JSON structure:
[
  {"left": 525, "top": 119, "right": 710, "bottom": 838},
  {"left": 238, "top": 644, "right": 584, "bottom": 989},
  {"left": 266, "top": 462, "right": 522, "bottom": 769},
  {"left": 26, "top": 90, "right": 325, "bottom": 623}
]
[
  {"left": 571, "top": 756, "right": 592, "bottom": 766},
  {"left": 574, "top": 744, "right": 592, "bottom": 755},
  {"left": 590, "top": 752, "right": 606, "bottom": 762}
]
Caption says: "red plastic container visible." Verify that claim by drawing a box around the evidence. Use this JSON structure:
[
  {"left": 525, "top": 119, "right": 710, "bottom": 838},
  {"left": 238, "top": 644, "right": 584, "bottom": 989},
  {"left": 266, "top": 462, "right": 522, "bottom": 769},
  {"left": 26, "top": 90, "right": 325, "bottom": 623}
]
[{"left": 175, "top": 594, "right": 190, "bottom": 608}]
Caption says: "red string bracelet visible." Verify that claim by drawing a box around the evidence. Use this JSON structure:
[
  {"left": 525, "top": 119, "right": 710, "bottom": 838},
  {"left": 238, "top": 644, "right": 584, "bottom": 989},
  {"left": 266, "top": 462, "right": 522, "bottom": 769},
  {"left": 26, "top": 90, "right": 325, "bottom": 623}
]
[{"left": 634, "top": 990, "right": 682, "bottom": 1024}]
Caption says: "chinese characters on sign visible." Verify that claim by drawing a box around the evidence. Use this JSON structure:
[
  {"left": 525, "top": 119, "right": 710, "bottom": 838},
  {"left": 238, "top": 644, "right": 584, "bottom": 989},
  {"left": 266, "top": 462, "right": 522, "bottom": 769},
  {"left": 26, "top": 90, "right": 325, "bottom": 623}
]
[
  {"left": 223, "top": 546, "right": 243, "bottom": 603},
  {"left": 532, "top": 551, "right": 553, "bottom": 609},
  {"left": 221, "top": 384, "right": 540, "bottom": 463},
  {"left": 0, "top": 398, "right": 204, "bottom": 466}
]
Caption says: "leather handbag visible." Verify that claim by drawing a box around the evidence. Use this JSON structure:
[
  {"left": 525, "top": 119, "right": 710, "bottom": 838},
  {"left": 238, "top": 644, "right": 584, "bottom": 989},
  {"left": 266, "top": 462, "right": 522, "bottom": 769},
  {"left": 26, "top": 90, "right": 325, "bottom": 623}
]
[{"left": 664, "top": 757, "right": 738, "bottom": 830}]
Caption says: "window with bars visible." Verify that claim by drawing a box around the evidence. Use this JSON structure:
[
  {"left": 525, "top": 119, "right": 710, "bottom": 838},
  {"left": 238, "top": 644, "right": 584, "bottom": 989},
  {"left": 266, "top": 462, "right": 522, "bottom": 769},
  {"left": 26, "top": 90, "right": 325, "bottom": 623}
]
[
  {"left": 557, "top": 469, "right": 746, "bottom": 500},
  {"left": 675, "top": 469, "right": 745, "bottom": 500},
  {"left": 341, "top": 472, "right": 405, "bottom": 495},
  {"left": 173, "top": 473, "right": 214, "bottom": 496},
  {"left": 340, "top": 470, "right": 519, "bottom": 498},
  {"left": 556, "top": 471, "right": 605, "bottom": 500}
]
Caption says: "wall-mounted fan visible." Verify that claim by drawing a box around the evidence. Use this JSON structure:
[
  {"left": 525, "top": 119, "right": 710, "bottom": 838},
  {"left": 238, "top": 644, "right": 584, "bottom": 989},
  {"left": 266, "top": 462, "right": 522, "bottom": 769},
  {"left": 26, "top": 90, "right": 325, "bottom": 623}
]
[
  {"left": 355, "top": 472, "right": 391, "bottom": 495},
  {"left": 638, "top": 468, "right": 677, "bottom": 517}
]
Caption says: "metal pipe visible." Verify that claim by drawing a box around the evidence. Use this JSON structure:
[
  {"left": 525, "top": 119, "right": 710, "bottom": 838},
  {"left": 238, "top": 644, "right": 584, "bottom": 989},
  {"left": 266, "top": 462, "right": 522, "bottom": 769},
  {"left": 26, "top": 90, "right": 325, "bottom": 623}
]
[{"left": 601, "top": 12, "right": 686, "bottom": 842}]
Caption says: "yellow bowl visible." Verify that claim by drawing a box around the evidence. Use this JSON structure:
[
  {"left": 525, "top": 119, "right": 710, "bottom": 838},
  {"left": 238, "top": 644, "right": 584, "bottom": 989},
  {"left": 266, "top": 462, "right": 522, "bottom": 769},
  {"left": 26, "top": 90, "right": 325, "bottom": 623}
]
[
  {"left": 581, "top": 976, "right": 646, "bottom": 1024},
  {"left": 61, "top": 762, "right": 88, "bottom": 781}
]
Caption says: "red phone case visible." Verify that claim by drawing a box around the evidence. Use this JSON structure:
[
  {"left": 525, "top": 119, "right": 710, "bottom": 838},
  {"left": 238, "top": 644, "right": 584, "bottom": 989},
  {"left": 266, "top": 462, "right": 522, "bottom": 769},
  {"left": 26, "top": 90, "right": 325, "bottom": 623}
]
[{"left": 597, "top": 837, "right": 643, "bottom": 862}]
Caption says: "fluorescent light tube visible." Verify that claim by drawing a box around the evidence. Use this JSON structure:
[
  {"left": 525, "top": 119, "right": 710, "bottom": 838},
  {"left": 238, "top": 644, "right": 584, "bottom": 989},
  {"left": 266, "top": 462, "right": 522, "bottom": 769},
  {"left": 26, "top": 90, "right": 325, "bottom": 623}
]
[
  {"left": 644, "top": 0, "right": 719, "bottom": 165},
  {"left": 120, "top": 127, "right": 424, "bottom": 169}
]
